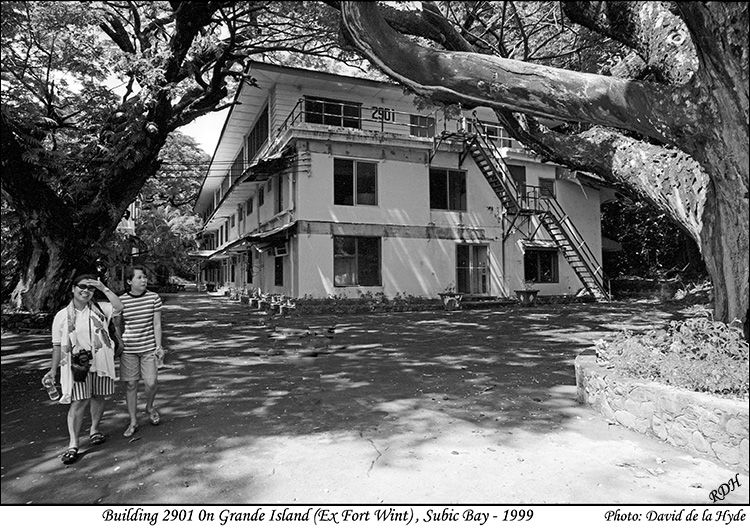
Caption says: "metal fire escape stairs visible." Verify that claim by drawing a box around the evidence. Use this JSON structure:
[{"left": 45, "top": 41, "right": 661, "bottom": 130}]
[{"left": 465, "top": 114, "right": 610, "bottom": 301}]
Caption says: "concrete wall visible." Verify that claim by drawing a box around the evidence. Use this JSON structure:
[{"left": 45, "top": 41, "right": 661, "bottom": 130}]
[
  {"left": 575, "top": 355, "right": 749, "bottom": 472},
  {"left": 293, "top": 146, "right": 506, "bottom": 299}
]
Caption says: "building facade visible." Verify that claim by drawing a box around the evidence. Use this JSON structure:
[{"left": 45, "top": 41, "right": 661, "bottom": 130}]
[{"left": 192, "top": 63, "right": 609, "bottom": 301}]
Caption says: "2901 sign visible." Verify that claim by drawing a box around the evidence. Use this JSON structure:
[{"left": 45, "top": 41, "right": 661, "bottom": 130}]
[{"left": 371, "top": 106, "right": 395, "bottom": 122}]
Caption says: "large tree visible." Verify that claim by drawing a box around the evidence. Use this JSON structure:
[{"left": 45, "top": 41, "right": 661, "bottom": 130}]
[
  {"left": 1, "top": 0, "right": 358, "bottom": 312},
  {"left": 338, "top": 1, "right": 748, "bottom": 334}
]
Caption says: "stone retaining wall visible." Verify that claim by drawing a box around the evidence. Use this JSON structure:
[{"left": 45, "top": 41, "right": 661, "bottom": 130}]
[{"left": 575, "top": 354, "right": 749, "bottom": 472}]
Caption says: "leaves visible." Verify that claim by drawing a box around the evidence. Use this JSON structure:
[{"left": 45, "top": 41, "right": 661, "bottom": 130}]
[
  {"left": 595, "top": 318, "right": 749, "bottom": 397},
  {"left": 0, "top": 1, "right": 358, "bottom": 310}
]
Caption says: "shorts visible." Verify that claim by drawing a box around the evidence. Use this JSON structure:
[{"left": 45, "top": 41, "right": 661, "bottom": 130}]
[
  {"left": 71, "top": 372, "right": 115, "bottom": 402},
  {"left": 120, "top": 350, "right": 158, "bottom": 382}
]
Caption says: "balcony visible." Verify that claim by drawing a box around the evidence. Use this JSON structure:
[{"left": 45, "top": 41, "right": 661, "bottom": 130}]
[{"left": 202, "top": 97, "right": 530, "bottom": 228}]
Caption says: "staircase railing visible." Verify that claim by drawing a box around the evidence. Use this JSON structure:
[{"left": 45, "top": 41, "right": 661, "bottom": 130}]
[
  {"left": 470, "top": 117, "right": 522, "bottom": 213},
  {"left": 531, "top": 188, "right": 610, "bottom": 299},
  {"left": 469, "top": 114, "right": 610, "bottom": 300}
]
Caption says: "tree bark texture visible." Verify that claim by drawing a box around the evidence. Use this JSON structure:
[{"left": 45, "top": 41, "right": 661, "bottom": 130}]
[{"left": 340, "top": 2, "right": 748, "bottom": 333}]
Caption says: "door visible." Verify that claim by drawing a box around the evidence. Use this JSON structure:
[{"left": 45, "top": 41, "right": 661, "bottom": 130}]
[{"left": 456, "top": 245, "right": 489, "bottom": 295}]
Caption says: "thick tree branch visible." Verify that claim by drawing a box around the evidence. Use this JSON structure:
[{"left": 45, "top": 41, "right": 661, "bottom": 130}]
[
  {"left": 563, "top": 1, "right": 697, "bottom": 84},
  {"left": 100, "top": 12, "right": 137, "bottom": 54},
  {"left": 340, "top": 2, "right": 703, "bottom": 147}
]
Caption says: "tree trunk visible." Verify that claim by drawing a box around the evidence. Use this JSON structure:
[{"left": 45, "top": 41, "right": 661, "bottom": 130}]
[
  {"left": 2, "top": 109, "right": 166, "bottom": 314},
  {"left": 11, "top": 239, "right": 76, "bottom": 313}
]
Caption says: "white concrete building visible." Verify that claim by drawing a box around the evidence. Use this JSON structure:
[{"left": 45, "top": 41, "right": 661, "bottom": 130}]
[{"left": 192, "top": 63, "right": 610, "bottom": 302}]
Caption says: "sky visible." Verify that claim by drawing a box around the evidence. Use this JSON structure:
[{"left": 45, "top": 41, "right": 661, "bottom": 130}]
[{"left": 178, "top": 107, "right": 230, "bottom": 156}]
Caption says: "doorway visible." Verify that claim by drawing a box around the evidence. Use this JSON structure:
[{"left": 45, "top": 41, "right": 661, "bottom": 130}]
[{"left": 456, "top": 244, "right": 489, "bottom": 295}]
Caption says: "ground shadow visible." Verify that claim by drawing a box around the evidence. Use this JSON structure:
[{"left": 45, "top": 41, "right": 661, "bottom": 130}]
[{"left": 0, "top": 293, "right": 713, "bottom": 504}]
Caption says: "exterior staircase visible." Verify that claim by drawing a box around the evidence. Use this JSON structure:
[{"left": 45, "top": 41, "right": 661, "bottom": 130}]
[
  {"left": 466, "top": 130, "right": 522, "bottom": 215},
  {"left": 468, "top": 115, "right": 610, "bottom": 301}
]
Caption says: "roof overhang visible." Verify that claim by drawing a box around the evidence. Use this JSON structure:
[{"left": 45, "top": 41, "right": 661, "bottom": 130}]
[
  {"left": 190, "top": 221, "right": 297, "bottom": 261},
  {"left": 194, "top": 62, "right": 402, "bottom": 216},
  {"left": 521, "top": 239, "right": 559, "bottom": 250}
]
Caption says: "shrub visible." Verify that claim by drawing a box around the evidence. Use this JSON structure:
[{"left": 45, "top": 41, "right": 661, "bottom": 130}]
[
  {"left": 595, "top": 315, "right": 749, "bottom": 399},
  {"left": 294, "top": 292, "right": 442, "bottom": 315}
]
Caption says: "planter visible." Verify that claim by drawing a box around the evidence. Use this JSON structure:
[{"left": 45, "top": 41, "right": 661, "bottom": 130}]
[
  {"left": 515, "top": 289, "right": 539, "bottom": 306},
  {"left": 575, "top": 354, "right": 749, "bottom": 472},
  {"left": 438, "top": 292, "right": 463, "bottom": 311}
]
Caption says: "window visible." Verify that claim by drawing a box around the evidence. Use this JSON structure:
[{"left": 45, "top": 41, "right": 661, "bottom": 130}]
[
  {"left": 258, "top": 187, "right": 265, "bottom": 207},
  {"left": 275, "top": 175, "right": 284, "bottom": 213},
  {"left": 246, "top": 106, "right": 269, "bottom": 162},
  {"left": 230, "top": 215, "right": 235, "bottom": 228},
  {"left": 246, "top": 197, "right": 253, "bottom": 214},
  {"left": 238, "top": 204, "right": 244, "bottom": 222},
  {"left": 506, "top": 164, "right": 527, "bottom": 197},
  {"left": 429, "top": 168, "right": 466, "bottom": 211},
  {"left": 230, "top": 148, "right": 244, "bottom": 184},
  {"left": 410, "top": 115, "right": 435, "bottom": 137},
  {"left": 334, "top": 236, "right": 381, "bottom": 287},
  {"left": 524, "top": 249, "right": 559, "bottom": 283},
  {"left": 274, "top": 256, "right": 284, "bottom": 286},
  {"left": 304, "top": 96, "right": 361, "bottom": 128},
  {"left": 539, "top": 177, "right": 556, "bottom": 198},
  {"left": 334, "top": 159, "right": 378, "bottom": 206},
  {"left": 479, "top": 122, "right": 520, "bottom": 149}
]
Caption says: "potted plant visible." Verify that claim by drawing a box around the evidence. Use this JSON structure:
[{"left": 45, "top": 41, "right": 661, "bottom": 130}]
[
  {"left": 515, "top": 280, "right": 539, "bottom": 306},
  {"left": 438, "top": 283, "right": 463, "bottom": 311}
]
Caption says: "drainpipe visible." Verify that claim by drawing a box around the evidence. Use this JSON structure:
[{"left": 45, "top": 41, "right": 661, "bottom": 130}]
[{"left": 501, "top": 215, "right": 507, "bottom": 297}]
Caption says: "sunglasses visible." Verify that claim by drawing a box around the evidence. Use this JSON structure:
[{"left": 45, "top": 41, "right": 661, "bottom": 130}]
[{"left": 76, "top": 284, "right": 97, "bottom": 291}]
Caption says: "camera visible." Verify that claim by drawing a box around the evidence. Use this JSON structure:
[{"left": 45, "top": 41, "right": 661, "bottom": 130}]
[{"left": 71, "top": 349, "right": 92, "bottom": 382}]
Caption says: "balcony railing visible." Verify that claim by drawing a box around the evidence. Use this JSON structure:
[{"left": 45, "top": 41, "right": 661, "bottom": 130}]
[
  {"left": 276, "top": 97, "right": 450, "bottom": 138},
  {"left": 207, "top": 97, "right": 529, "bottom": 222}
]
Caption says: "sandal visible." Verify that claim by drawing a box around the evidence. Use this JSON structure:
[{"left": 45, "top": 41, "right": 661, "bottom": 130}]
[
  {"left": 89, "top": 432, "right": 106, "bottom": 445},
  {"left": 123, "top": 424, "right": 138, "bottom": 438},
  {"left": 148, "top": 409, "right": 160, "bottom": 426},
  {"left": 61, "top": 447, "right": 79, "bottom": 465}
]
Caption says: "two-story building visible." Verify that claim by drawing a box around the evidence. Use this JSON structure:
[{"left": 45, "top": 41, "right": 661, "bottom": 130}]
[{"left": 192, "top": 62, "right": 610, "bottom": 302}]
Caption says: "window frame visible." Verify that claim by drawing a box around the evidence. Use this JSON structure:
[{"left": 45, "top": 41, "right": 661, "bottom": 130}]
[
  {"left": 410, "top": 114, "right": 435, "bottom": 137},
  {"left": 274, "top": 255, "right": 284, "bottom": 286},
  {"left": 506, "top": 164, "right": 527, "bottom": 198},
  {"left": 524, "top": 249, "right": 559, "bottom": 283},
  {"left": 429, "top": 167, "right": 467, "bottom": 211},
  {"left": 304, "top": 96, "right": 362, "bottom": 129},
  {"left": 333, "top": 236, "right": 382, "bottom": 287},
  {"left": 539, "top": 177, "right": 556, "bottom": 198},
  {"left": 333, "top": 158, "right": 379, "bottom": 206},
  {"left": 275, "top": 174, "right": 284, "bottom": 213},
  {"left": 246, "top": 105, "right": 269, "bottom": 162}
]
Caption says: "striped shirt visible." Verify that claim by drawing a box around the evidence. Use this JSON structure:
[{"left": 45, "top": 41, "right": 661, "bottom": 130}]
[{"left": 119, "top": 290, "right": 162, "bottom": 354}]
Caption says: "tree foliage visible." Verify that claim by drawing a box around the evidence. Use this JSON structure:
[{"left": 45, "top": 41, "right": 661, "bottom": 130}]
[
  {"left": 1, "top": 1, "right": 355, "bottom": 312},
  {"left": 601, "top": 199, "right": 706, "bottom": 281}
]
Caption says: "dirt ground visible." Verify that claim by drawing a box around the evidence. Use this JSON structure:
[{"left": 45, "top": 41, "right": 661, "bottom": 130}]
[{"left": 1, "top": 292, "right": 748, "bottom": 505}]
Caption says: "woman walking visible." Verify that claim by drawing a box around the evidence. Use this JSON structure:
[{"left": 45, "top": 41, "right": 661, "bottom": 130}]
[
  {"left": 119, "top": 266, "right": 164, "bottom": 437},
  {"left": 46, "top": 274, "right": 124, "bottom": 464}
]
